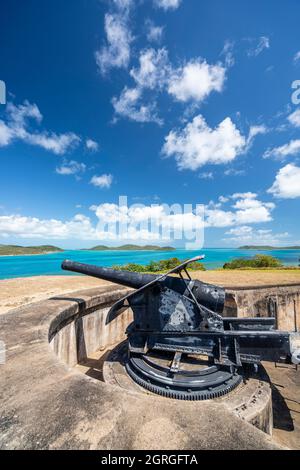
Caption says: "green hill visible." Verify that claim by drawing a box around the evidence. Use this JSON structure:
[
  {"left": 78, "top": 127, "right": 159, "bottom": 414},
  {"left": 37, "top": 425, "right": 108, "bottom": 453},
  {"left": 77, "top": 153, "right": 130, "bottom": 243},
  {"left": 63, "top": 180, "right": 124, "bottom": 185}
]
[
  {"left": 0, "top": 245, "right": 63, "bottom": 256},
  {"left": 83, "top": 244, "right": 175, "bottom": 251}
]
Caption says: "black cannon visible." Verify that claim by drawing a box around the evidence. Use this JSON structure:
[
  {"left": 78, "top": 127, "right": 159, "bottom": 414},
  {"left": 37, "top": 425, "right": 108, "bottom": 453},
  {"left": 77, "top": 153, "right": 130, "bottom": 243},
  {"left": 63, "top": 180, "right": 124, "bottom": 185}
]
[{"left": 62, "top": 256, "right": 300, "bottom": 400}]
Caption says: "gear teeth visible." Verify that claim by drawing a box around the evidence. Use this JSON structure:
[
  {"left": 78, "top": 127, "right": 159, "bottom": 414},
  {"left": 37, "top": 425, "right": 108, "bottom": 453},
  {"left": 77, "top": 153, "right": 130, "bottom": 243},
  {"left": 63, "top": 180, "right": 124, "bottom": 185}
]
[{"left": 126, "top": 361, "right": 242, "bottom": 401}]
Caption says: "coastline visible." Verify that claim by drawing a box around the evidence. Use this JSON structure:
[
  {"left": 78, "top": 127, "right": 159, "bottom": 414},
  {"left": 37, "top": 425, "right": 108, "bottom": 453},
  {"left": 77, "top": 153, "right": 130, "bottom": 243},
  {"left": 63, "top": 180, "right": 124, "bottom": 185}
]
[
  {"left": 1, "top": 247, "right": 300, "bottom": 279},
  {"left": 0, "top": 249, "right": 174, "bottom": 257},
  {"left": 0, "top": 251, "right": 63, "bottom": 257}
]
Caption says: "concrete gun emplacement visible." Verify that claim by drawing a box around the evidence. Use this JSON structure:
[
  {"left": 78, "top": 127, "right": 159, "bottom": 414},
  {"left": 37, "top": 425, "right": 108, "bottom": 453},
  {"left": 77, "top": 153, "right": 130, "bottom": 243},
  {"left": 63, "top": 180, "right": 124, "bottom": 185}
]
[{"left": 62, "top": 256, "right": 300, "bottom": 400}]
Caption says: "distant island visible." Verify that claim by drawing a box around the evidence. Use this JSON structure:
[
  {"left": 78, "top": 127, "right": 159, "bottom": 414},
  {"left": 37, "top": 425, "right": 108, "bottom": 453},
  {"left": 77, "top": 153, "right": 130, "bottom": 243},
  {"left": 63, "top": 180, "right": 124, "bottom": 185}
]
[
  {"left": 83, "top": 244, "right": 176, "bottom": 252},
  {"left": 239, "top": 245, "right": 300, "bottom": 250},
  {"left": 0, "top": 245, "right": 63, "bottom": 256}
]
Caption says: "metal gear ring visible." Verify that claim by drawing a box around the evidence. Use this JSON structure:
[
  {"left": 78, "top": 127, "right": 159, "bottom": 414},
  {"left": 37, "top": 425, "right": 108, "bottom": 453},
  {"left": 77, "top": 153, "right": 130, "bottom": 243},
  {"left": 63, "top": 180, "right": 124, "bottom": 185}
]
[{"left": 125, "top": 354, "right": 242, "bottom": 401}]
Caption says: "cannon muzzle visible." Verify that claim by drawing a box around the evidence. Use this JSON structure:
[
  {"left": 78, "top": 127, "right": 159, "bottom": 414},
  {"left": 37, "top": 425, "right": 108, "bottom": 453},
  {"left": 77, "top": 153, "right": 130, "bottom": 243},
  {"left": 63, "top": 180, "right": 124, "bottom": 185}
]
[{"left": 61, "top": 259, "right": 158, "bottom": 289}]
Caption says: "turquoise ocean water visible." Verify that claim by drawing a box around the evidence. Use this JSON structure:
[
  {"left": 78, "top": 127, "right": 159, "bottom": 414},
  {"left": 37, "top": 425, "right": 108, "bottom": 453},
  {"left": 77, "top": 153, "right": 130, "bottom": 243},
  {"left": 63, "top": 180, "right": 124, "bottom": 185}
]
[{"left": 0, "top": 248, "right": 300, "bottom": 280}]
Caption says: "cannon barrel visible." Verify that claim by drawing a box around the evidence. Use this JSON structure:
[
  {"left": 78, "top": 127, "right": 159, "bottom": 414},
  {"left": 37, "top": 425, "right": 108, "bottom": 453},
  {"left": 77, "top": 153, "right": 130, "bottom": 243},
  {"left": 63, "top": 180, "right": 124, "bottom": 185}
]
[
  {"left": 61, "top": 259, "right": 225, "bottom": 314},
  {"left": 62, "top": 259, "right": 158, "bottom": 289}
]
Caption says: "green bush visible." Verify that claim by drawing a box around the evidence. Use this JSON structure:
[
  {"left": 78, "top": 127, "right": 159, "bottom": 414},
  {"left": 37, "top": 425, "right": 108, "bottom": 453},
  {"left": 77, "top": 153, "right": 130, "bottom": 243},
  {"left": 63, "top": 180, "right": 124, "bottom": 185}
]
[
  {"left": 186, "top": 261, "right": 206, "bottom": 271},
  {"left": 112, "top": 257, "right": 206, "bottom": 273},
  {"left": 223, "top": 254, "right": 282, "bottom": 270},
  {"left": 112, "top": 263, "right": 147, "bottom": 272}
]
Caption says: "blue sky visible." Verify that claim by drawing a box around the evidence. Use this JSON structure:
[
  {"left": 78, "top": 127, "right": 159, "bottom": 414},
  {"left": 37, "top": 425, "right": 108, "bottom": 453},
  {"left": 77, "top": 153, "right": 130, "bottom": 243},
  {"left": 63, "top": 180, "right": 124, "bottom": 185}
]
[{"left": 0, "top": 0, "right": 300, "bottom": 248}]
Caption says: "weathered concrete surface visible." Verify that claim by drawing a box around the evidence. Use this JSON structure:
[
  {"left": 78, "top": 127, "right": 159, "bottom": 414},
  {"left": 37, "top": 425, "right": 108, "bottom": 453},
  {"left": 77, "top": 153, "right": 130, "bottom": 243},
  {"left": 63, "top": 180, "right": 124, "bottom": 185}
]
[
  {"left": 224, "top": 285, "right": 300, "bottom": 331},
  {"left": 0, "top": 286, "right": 282, "bottom": 450},
  {"left": 100, "top": 343, "right": 273, "bottom": 435},
  {"left": 264, "top": 362, "right": 300, "bottom": 450},
  {"left": 49, "top": 301, "right": 133, "bottom": 367}
]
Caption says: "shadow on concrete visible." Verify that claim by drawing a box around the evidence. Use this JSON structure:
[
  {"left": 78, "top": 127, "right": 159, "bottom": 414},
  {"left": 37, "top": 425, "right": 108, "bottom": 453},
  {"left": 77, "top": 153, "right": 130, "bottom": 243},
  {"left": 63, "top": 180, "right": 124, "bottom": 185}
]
[
  {"left": 50, "top": 296, "right": 88, "bottom": 363},
  {"left": 271, "top": 384, "right": 295, "bottom": 431},
  {"left": 50, "top": 296, "right": 87, "bottom": 311},
  {"left": 79, "top": 351, "right": 113, "bottom": 382},
  {"left": 244, "top": 363, "right": 295, "bottom": 433},
  {"left": 224, "top": 293, "right": 238, "bottom": 317},
  {"left": 264, "top": 363, "right": 296, "bottom": 432}
]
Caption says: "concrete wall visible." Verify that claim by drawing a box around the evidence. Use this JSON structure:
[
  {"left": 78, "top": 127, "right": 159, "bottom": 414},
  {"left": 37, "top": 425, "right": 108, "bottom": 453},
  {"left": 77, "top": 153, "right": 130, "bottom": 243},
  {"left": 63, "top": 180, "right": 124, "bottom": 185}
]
[
  {"left": 224, "top": 285, "right": 300, "bottom": 331},
  {"left": 50, "top": 301, "right": 133, "bottom": 367}
]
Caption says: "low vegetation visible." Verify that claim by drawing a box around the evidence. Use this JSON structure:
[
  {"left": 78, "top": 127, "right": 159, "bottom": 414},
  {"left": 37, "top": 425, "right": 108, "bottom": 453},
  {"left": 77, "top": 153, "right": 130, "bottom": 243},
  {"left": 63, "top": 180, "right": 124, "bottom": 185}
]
[
  {"left": 112, "top": 257, "right": 206, "bottom": 273},
  {"left": 223, "top": 254, "right": 283, "bottom": 270},
  {"left": 0, "top": 245, "right": 63, "bottom": 256}
]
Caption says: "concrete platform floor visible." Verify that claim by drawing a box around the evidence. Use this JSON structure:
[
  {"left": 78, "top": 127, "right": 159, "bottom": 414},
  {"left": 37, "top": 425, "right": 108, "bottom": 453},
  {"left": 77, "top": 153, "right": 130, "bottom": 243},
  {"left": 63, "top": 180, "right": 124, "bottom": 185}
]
[
  {"left": 264, "top": 362, "right": 300, "bottom": 450},
  {"left": 0, "top": 286, "right": 288, "bottom": 450},
  {"left": 77, "top": 351, "right": 300, "bottom": 450},
  {"left": 1, "top": 278, "right": 299, "bottom": 450}
]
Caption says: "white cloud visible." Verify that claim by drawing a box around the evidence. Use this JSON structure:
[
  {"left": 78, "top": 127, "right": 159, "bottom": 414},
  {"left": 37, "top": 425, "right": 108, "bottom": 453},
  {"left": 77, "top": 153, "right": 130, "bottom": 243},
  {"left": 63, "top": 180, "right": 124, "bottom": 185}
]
[
  {"left": 231, "top": 192, "right": 257, "bottom": 200},
  {"left": 113, "top": 0, "right": 133, "bottom": 9},
  {"left": 112, "top": 48, "right": 169, "bottom": 124},
  {"left": 168, "top": 59, "right": 226, "bottom": 103},
  {"left": 130, "top": 48, "right": 170, "bottom": 90},
  {"left": 95, "top": 1, "right": 133, "bottom": 75},
  {"left": 25, "top": 132, "right": 80, "bottom": 155},
  {"left": 112, "top": 86, "right": 162, "bottom": 124},
  {"left": 224, "top": 168, "right": 245, "bottom": 176},
  {"left": 263, "top": 139, "right": 300, "bottom": 159},
  {"left": 91, "top": 202, "right": 203, "bottom": 240},
  {"left": 112, "top": 45, "right": 228, "bottom": 125},
  {"left": 265, "top": 65, "right": 274, "bottom": 73},
  {"left": 246, "top": 125, "right": 268, "bottom": 146},
  {"left": 6, "top": 101, "right": 42, "bottom": 126},
  {"left": 90, "top": 174, "right": 113, "bottom": 189},
  {"left": 83, "top": 194, "right": 272, "bottom": 238},
  {"left": 0, "top": 193, "right": 276, "bottom": 243},
  {"left": 111, "top": 38, "right": 229, "bottom": 124},
  {"left": 162, "top": 114, "right": 246, "bottom": 170},
  {"left": 247, "top": 36, "right": 270, "bottom": 57},
  {"left": 288, "top": 109, "right": 300, "bottom": 127},
  {"left": 0, "top": 121, "right": 13, "bottom": 146},
  {"left": 92, "top": 203, "right": 163, "bottom": 224},
  {"left": 294, "top": 51, "right": 300, "bottom": 63},
  {"left": 86, "top": 139, "right": 99, "bottom": 152},
  {"left": 205, "top": 209, "right": 235, "bottom": 227},
  {"left": 204, "top": 193, "right": 275, "bottom": 228},
  {"left": 232, "top": 196, "right": 274, "bottom": 224},
  {"left": 154, "top": 0, "right": 181, "bottom": 10},
  {"left": 1, "top": 197, "right": 198, "bottom": 244},
  {"left": 0, "top": 210, "right": 157, "bottom": 242},
  {"left": 224, "top": 225, "right": 289, "bottom": 245},
  {"left": 146, "top": 20, "right": 164, "bottom": 43},
  {"left": 268, "top": 163, "right": 300, "bottom": 199},
  {"left": 199, "top": 171, "right": 214, "bottom": 180},
  {"left": 56, "top": 160, "right": 86, "bottom": 176},
  {"left": 225, "top": 226, "right": 253, "bottom": 237},
  {"left": 221, "top": 40, "right": 235, "bottom": 68},
  {"left": 0, "top": 213, "right": 98, "bottom": 240},
  {"left": 0, "top": 101, "right": 80, "bottom": 154}
]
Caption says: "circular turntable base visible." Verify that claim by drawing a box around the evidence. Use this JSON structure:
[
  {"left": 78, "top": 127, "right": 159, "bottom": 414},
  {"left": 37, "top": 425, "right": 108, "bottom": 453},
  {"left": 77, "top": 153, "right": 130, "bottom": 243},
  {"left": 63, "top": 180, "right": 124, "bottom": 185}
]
[{"left": 103, "top": 341, "right": 273, "bottom": 435}]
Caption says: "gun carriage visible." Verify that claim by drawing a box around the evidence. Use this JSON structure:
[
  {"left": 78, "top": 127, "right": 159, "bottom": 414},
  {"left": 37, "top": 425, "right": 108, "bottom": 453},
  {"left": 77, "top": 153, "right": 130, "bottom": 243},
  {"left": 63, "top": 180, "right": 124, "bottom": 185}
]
[{"left": 62, "top": 256, "right": 300, "bottom": 400}]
